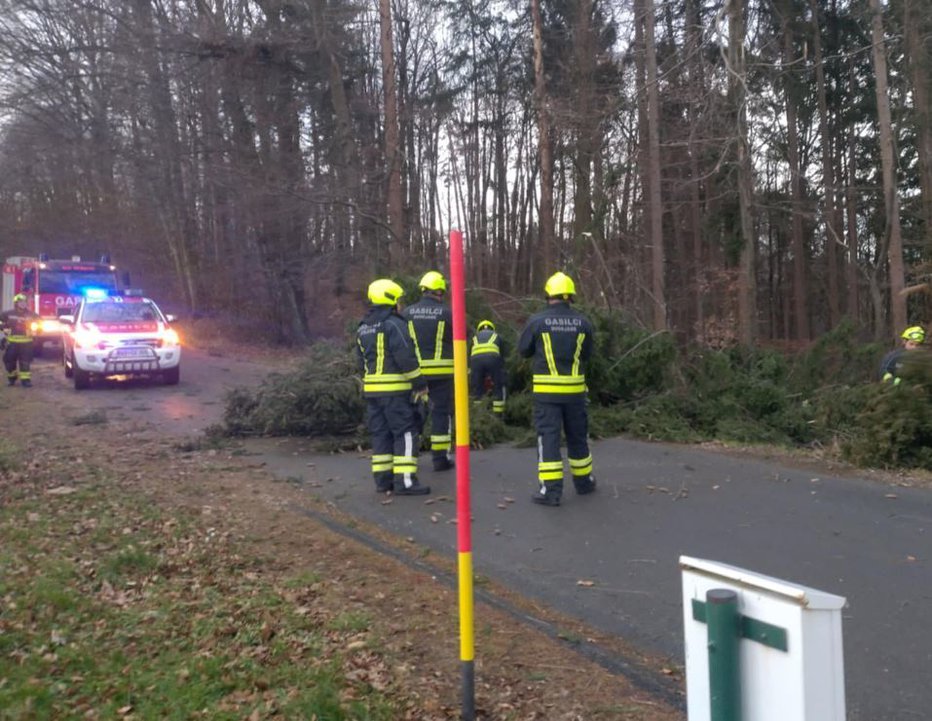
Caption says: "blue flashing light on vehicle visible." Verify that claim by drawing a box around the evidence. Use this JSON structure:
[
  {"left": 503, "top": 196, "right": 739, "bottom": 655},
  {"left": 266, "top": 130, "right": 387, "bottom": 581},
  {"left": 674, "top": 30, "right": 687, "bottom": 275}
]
[{"left": 83, "top": 288, "right": 109, "bottom": 300}]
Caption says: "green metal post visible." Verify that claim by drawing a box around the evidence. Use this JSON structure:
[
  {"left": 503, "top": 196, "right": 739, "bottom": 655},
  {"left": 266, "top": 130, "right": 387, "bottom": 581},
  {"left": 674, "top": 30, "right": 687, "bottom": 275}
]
[{"left": 706, "top": 588, "right": 742, "bottom": 721}]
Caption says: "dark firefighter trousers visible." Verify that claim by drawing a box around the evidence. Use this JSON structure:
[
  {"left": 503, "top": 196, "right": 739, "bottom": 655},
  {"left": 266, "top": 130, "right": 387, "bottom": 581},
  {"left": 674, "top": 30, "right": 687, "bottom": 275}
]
[
  {"left": 366, "top": 395, "right": 420, "bottom": 491},
  {"left": 470, "top": 355, "right": 506, "bottom": 414},
  {"left": 534, "top": 397, "right": 594, "bottom": 497},
  {"left": 425, "top": 378, "right": 453, "bottom": 464},
  {"left": 4, "top": 340, "right": 34, "bottom": 384}
]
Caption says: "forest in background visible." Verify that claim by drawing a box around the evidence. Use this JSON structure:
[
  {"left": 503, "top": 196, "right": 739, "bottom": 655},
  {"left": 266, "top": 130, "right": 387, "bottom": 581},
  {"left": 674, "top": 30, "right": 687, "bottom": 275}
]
[{"left": 0, "top": 0, "right": 930, "bottom": 346}]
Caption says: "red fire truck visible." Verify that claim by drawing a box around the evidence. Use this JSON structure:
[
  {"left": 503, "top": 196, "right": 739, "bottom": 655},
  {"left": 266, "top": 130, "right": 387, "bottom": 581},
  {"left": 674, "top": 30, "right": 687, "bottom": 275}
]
[{"left": 1, "top": 254, "right": 126, "bottom": 352}]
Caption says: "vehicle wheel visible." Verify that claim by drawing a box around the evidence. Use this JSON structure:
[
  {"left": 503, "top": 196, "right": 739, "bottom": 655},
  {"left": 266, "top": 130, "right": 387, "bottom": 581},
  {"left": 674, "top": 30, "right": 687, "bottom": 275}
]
[
  {"left": 64, "top": 351, "right": 74, "bottom": 379},
  {"left": 74, "top": 365, "right": 91, "bottom": 390},
  {"left": 163, "top": 366, "right": 180, "bottom": 386}
]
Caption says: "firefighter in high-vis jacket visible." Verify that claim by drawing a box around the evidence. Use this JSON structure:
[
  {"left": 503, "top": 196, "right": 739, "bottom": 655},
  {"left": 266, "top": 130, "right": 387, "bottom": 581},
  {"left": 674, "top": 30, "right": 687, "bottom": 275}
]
[
  {"left": 403, "top": 271, "right": 455, "bottom": 471},
  {"left": 470, "top": 320, "right": 506, "bottom": 415},
  {"left": 518, "top": 272, "right": 596, "bottom": 506},
  {"left": 356, "top": 279, "right": 430, "bottom": 496},
  {"left": 0, "top": 293, "right": 39, "bottom": 388},
  {"left": 880, "top": 325, "right": 926, "bottom": 385}
]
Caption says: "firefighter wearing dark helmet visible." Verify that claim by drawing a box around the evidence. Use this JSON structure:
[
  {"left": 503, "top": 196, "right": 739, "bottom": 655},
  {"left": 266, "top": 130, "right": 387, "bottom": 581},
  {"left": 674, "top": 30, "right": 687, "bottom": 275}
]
[
  {"left": 356, "top": 279, "right": 430, "bottom": 495},
  {"left": 518, "top": 272, "right": 596, "bottom": 506},
  {"left": 403, "top": 271, "right": 456, "bottom": 471},
  {"left": 0, "top": 293, "right": 40, "bottom": 388},
  {"left": 470, "top": 320, "right": 506, "bottom": 415}
]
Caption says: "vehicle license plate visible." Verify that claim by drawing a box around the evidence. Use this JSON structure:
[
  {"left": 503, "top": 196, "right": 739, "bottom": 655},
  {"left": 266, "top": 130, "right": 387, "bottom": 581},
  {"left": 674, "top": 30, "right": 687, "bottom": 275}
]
[
  {"left": 112, "top": 348, "right": 154, "bottom": 359},
  {"left": 108, "top": 361, "right": 158, "bottom": 373}
]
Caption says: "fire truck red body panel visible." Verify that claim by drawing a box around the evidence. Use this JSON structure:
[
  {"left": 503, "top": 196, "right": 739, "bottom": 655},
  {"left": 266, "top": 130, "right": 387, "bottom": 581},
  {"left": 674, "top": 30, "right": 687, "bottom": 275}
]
[{"left": 1, "top": 256, "right": 123, "bottom": 345}]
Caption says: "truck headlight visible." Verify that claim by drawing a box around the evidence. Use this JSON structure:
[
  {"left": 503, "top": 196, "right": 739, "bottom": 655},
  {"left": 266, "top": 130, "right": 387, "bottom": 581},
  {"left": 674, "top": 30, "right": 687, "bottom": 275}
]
[
  {"left": 73, "top": 329, "right": 103, "bottom": 349},
  {"left": 159, "top": 328, "right": 180, "bottom": 347}
]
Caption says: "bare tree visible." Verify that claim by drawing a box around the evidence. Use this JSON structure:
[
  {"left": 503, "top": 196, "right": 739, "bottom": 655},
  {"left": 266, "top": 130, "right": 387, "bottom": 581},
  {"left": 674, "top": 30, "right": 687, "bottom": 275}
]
[
  {"left": 643, "top": 0, "right": 666, "bottom": 330},
  {"left": 379, "top": 0, "right": 404, "bottom": 263},
  {"left": 780, "top": 2, "right": 809, "bottom": 340},
  {"left": 809, "top": 0, "right": 842, "bottom": 324},
  {"left": 868, "top": 0, "right": 907, "bottom": 334},
  {"left": 531, "top": 0, "right": 555, "bottom": 274},
  {"left": 727, "top": 0, "right": 757, "bottom": 344}
]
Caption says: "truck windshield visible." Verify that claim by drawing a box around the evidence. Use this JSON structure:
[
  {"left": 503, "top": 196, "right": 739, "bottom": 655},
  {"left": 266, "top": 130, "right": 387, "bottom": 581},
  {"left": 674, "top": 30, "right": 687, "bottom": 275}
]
[{"left": 39, "top": 270, "right": 118, "bottom": 294}]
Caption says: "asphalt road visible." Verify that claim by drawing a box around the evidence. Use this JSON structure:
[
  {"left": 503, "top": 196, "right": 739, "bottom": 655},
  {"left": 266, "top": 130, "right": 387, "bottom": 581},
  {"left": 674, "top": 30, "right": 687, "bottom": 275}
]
[
  {"left": 248, "top": 433, "right": 931, "bottom": 721},
  {"left": 26, "top": 344, "right": 267, "bottom": 435}
]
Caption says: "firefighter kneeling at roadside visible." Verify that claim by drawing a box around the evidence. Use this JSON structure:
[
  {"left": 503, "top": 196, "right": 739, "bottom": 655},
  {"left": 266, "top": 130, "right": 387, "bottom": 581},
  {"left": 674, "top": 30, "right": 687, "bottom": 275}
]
[
  {"left": 518, "top": 272, "right": 596, "bottom": 506},
  {"left": 470, "top": 320, "right": 506, "bottom": 415},
  {"left": 0, "top": 293, "right": 39, "bottom": 388},
  {"left": 356, "top": 279, "right": 430, "bottom": 496}
]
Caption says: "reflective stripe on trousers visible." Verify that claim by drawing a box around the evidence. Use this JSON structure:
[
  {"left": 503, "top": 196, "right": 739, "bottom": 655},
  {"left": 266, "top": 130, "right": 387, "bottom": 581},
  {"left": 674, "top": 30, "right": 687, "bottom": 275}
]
[
  {"left": 533, "top": 398, "right": 592, "bottom": 484},
  {"left": 425, "top": 378, "right": 454, "bottom": 459},
  {"left": 3, "top": 340, "right": 33, "bottom": 381},
  {"left": 365, "top": 395, "right": 420, "bottom": 489}
]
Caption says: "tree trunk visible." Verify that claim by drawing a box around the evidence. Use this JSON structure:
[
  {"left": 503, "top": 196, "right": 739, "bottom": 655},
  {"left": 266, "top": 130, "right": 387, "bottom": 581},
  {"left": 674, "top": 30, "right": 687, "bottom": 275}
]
[
  {"left": 846, "top": 112, "right": 861, "bottom": 323},
  {"left": 809, "top": 0, "right": 842, "bottom": 325},
  {"left": 728, "top": 0, "right": 756, "bottom": 345},
  {"left": 869, "top": 0, "right": 907, "bottom": 334},
  {"left": 531, "top": 0, "right": 555, "bottom": 274},
  {"left": 133, "top": 0, "right": 199, "bottom": 310},
  {"left": 643, "top": 0, "right": 666, "bottom": 330},
  {"left": 781, "top": 10, "right": 809, "bottom": 340},
  {"left": 314, "top": 0, "right": 369, "bottom": 291},
  {"left": 634, "top": 0, "right": 650, "bottom": 318},
  {"left": 378, "top": 0, "right": 403, "bottom": 265},
  {"left": 686, "top": 0, "right": 706, "bottom": 343},
  {"left": 903, "top": 0, "right": 932, "bottom": 253},
  {"left": 571, "top": 0, "right": 595, "bottom": 243},
  {"left": 494, "top": 67, "right": 509, "bottom": 288},
  {"left": 397, "top": 14, "right": 419, "bottom": 258}
]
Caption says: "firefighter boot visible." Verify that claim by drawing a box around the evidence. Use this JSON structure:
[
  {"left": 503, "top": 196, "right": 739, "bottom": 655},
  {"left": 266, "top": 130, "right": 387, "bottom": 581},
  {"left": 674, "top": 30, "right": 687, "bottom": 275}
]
[
  {"left": 532, "top": 481, "right": 562, "bottom": 507},
  {"left": 21, "top": 379, "right": 32, "bottom": 388},
  {"left": 374, "top": 472, "right": 394, "bottom": 494},
  {"left": 433, "top": 454, "right": 454, "bottom": 472},
  {"left": 573, "top": 475, "right": 597, "bottom": 495},
  {"left": 394, "top": 476, "right": 431, "bottom": 496},
  {"left": 7, "top": 375, "right": 16, "bottom": 386}
]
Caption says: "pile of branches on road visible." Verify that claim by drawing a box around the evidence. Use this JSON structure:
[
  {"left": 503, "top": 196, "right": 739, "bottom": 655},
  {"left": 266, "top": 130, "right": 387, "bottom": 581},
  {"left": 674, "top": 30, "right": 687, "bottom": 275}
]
[
  {"left": 218, "top": 316, "right": 932, "bottom": 471},
  {"left": 220, "top": 343, "right": 365, "bottom": 438}
]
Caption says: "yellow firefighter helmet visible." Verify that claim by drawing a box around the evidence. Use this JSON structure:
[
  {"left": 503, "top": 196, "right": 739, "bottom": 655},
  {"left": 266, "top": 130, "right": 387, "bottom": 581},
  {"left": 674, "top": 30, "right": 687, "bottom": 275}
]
[
  {"left": 367, "top": 279, "right": 404, "bottom": 306},
  {"left": 544, "top": 272, "right": 576, "bottom": 298}
]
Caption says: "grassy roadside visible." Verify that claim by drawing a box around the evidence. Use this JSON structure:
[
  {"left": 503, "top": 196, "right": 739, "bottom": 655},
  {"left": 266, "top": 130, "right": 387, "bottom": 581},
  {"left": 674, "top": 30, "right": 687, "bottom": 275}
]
[
  {"left": 0, "top": 442, "right": 398, "bottom": 719},
  {"left": 0, "top": 386, "right": 684, "bottom": 720}
]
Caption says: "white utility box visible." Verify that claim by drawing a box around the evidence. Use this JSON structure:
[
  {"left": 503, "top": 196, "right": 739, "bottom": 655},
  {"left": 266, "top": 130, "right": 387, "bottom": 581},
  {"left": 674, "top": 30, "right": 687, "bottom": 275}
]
[{"left": 681, "top": 555, "right": 847, "bottom": 721}]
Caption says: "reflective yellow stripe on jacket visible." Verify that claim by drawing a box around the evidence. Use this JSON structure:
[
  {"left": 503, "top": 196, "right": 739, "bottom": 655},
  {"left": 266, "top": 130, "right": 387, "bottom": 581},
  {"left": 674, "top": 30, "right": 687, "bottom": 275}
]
[
  {"left": 362, "top": 331, "right": 421, "bottom": 393},
  {"left": 471, "top": 332, "right": 500, "bottom": 357},
  {"left": 409, "top": 319, "right": 454, "bottom": 376},
  {"left": 532, "top": 332, "right": 587, "bottom": 394},
  {"left": 1, "top": 315, "right": 36, "bottom": 342}
]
